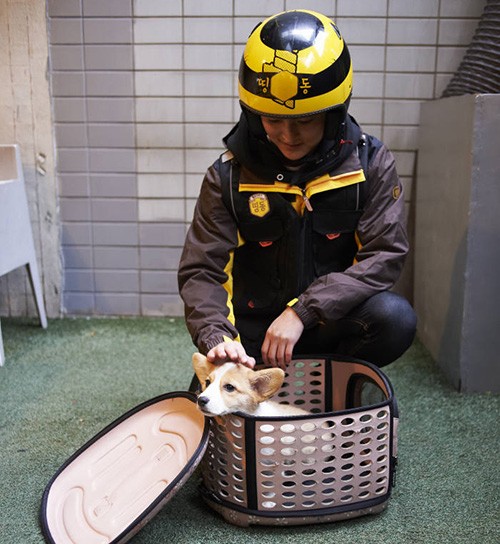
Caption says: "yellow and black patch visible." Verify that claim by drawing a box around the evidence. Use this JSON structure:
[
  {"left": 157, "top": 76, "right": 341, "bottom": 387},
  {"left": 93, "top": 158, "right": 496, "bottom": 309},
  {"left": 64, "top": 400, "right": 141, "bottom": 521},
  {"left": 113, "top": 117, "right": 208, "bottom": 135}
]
[{"left": 249, "top": 193, "right": 270, "bottom": 217}]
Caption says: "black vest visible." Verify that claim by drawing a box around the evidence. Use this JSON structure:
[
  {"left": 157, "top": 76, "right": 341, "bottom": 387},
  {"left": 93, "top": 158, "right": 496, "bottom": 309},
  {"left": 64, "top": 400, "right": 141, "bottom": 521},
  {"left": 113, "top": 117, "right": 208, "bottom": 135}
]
[{"left": 217, "top": 134, "right": 381, "bottom": 330}]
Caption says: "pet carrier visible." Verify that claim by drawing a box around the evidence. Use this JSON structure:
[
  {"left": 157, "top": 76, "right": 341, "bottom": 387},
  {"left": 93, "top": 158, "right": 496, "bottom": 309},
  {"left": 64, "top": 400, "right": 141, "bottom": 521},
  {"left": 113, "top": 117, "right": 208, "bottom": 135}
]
[{"left": 199, "top": 355, "right": 398, "bottom": 526}]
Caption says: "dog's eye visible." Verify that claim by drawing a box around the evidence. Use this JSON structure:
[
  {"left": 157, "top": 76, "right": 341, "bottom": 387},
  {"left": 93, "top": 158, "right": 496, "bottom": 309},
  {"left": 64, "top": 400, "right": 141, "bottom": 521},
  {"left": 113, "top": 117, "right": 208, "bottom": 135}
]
[{"left": 223, "top": 383, "right": 236, "bottom": 392}]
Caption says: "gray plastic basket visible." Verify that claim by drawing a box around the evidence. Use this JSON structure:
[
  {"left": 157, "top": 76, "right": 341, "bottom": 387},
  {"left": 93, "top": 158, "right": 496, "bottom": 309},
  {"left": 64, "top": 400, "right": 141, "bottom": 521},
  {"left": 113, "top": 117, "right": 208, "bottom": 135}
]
[{"left": 199, "top": 355, "right": 398, "bottom": 527}]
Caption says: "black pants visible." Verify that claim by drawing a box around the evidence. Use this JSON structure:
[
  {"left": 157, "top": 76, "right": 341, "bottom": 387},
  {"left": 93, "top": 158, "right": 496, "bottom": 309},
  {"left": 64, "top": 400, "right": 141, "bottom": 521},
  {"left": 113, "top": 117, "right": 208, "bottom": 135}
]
[{"left": 241, "top": 291, "right": 417, "bottom": 368}]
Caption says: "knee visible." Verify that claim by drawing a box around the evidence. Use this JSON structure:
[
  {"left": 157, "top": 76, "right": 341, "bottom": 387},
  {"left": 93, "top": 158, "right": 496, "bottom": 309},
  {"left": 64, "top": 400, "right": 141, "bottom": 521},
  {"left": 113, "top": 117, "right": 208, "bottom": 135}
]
[{"left": 367, "top": 292, "right": 417, "bottom": 338}]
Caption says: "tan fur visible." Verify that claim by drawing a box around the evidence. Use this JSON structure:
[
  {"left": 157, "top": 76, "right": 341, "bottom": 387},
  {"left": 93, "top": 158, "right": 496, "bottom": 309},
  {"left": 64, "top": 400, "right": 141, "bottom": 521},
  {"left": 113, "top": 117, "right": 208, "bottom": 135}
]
[{"left": 192, "top": 353, "right": 308, "bottom": 417}]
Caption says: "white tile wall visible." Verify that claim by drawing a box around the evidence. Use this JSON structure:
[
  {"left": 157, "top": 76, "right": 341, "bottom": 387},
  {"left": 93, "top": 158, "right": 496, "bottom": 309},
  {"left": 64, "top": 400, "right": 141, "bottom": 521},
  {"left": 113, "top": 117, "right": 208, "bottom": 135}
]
[{"left": 48, "top": 0, "right": 487, "bottom": 316}]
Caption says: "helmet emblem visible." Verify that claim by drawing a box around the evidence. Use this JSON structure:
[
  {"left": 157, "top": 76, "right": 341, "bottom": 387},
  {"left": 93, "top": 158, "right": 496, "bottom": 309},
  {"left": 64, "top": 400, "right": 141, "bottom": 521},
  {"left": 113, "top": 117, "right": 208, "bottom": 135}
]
[{"left": 249, "top": 193, "right": 270, "bottom": 217}]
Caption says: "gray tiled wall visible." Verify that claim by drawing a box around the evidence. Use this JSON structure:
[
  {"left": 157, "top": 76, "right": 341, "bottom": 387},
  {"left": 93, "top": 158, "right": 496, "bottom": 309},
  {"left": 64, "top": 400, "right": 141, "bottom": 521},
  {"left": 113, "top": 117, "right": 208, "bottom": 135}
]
[{"left": 47, "top": 0, "right": 486, "bottom": 316}]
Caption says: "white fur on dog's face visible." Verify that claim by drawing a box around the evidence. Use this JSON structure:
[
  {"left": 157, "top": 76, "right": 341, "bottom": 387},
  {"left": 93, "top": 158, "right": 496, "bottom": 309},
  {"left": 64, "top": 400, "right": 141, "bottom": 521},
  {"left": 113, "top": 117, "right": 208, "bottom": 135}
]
[{"left": 192, "top": 353, "right": 285, "bottom": 417}]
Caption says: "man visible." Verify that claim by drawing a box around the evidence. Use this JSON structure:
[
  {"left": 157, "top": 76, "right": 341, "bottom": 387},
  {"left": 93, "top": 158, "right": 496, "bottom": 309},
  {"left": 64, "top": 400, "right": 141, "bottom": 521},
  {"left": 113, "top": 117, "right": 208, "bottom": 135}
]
[{"left": 178, "top": 10, "right": 416, "bottom": 370}]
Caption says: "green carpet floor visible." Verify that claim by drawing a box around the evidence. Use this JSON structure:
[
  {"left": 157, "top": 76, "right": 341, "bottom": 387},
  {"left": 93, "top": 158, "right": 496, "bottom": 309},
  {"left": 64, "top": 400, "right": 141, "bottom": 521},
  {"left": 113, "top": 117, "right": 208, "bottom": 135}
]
[{"left": 0, "top": 317, "right": 498, "bottom": 544}]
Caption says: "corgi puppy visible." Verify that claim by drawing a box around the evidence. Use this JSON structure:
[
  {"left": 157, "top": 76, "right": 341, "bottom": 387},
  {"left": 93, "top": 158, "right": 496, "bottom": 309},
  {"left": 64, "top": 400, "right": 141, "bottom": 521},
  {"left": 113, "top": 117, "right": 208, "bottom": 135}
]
[{"left": 192, "top": 353, "right": 308, "bottom": 417}]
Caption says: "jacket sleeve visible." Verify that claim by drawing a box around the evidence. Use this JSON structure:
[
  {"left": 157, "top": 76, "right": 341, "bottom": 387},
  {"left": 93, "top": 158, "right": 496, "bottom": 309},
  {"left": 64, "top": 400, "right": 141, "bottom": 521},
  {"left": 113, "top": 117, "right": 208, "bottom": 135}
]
[
  {"left": 293, "top": 143, "right": 409, "bottom": 327},
  {"left": 177, "top": 162, "right": 241, "bottom": 354}
]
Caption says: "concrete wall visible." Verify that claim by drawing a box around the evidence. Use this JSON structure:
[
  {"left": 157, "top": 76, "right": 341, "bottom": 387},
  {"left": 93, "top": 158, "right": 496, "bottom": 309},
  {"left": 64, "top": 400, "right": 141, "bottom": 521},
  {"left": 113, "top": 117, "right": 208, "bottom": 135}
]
[
  {"left": 415, "top": 94, "right": 500, "bottom": 393},
  {"left": 0, "top": 0, "right": 61, "bottom": 318},
  {"left": 1, "top": 0, "right": 487, "bottom": 317}
]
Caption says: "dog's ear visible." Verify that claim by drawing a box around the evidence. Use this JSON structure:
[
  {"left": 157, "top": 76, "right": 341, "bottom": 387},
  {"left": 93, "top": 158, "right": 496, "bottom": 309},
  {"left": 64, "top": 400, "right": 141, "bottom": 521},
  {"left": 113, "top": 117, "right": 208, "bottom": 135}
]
[
  {"left": 250, "top": 368, "right": 285, "bottom": 401},
  {"left": 192, "top": 353, "right": 216, "bottom": 384}
]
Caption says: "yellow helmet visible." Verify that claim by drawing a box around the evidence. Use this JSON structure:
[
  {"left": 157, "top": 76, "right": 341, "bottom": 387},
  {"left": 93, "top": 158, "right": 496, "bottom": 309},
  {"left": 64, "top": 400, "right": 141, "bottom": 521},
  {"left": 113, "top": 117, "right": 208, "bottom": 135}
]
[{"left": 239, "top": 10, "right": 352, "bottom": 118}]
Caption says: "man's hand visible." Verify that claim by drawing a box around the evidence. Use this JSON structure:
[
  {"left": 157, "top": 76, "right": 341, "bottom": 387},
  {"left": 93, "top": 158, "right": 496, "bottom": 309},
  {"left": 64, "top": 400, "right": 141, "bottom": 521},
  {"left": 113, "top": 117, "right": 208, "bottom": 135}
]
[
  {"left": 261, "top": 307, "right": 304, "bottom": 369},
  {"left": 207, "top": 340, "right": 256, "bottom": 368}
]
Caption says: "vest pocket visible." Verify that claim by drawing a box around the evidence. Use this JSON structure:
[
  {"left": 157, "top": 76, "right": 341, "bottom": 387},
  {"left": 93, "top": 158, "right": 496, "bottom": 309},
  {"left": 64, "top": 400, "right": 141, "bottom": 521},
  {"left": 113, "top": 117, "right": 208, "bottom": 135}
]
[
  {"left": 233, "top": 219, "right": 285, "bottom": 316},
  {"left": 312, "top": 210, "right": 362, "bottom": 276}
]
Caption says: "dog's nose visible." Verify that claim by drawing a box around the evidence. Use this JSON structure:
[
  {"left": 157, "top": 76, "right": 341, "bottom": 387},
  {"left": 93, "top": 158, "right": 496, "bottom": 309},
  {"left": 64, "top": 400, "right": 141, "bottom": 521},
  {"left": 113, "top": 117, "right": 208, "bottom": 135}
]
[{"left": 197, "top": 396, "right": 209, "bottom": 407}]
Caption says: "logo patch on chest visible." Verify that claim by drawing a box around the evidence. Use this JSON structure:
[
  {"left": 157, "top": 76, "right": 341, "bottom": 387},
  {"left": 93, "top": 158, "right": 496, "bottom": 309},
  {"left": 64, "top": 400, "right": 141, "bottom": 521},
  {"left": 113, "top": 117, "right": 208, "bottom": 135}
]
[{"left": 249, "top": 193, "right": 270, "bottom": 217}]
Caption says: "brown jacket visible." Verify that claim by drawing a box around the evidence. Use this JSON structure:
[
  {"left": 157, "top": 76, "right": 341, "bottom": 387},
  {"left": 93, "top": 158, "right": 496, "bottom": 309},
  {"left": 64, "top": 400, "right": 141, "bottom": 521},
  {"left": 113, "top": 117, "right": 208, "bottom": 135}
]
[{"left": 178, "top": 137, "right": 408, "bottom": 355}]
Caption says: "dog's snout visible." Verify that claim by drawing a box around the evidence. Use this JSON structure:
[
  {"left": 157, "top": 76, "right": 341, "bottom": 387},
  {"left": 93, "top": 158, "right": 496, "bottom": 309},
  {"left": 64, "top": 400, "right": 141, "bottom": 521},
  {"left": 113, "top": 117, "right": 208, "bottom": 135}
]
[{"left": 197, "top": 395, "right": 209, "bottom": 407}]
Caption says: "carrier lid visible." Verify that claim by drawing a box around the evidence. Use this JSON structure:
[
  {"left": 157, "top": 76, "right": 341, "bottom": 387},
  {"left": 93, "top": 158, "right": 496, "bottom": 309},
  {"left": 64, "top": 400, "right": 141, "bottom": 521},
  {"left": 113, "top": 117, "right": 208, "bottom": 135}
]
[{"left": 40, "top": 392, "right": 209, "bottom": 544}]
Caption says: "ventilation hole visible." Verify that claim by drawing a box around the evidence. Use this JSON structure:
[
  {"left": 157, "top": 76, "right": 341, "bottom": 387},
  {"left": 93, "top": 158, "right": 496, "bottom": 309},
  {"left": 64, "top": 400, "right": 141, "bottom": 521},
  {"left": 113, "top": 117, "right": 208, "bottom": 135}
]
[
  {"left": 360, "top": 448, "right": 372, "bottom": 457},
  {"left": 321, "top": 420, "right": 335, "bottom": 429},
  {"left": 321, "top": 432, "right": 336, "bottom": 441},
  {"left": 360, "top": 426, "right": 373, "bottom": 434},
  {"left": 341, "top": 441, "right": 354, "bottom": 449},
  {"left": 218, "top": 468, "right": 228, "bottom": 477},
  {"left": 219, "top": 479, "right": 229, "bottom": 487},
  {"left": 377, "top": 444, "right": 388, "bottom": 452},
  {"left": 229, "top": 417, "right": 242, "bottom": 427},
  {"left": 277, "top": 391, "right": 290, "bottom": 398},
  {"left": 259, "top": 436, "right": 274, "bottom": 444},
  {"left": 280, "top": 423, "right": 295, "bottom": 433},
  {"left": 219, "top": 489, "right": 229, "bottom": 498},
  {"left": 375, "top": 487, "right": 386, "bottom": 495},
  {"left": 377, "top": 455, "right": 388, "bottom": 463},
  {"left": 322, "top": 498, "right": 335, "bottom": 506},
  {"left": 301, "top": 446, "right": 317, "bottom": 455},
  {"left": 324, "top": 455, "right": 335, "bottom": 463},
  {"left": 322, "top": 487, "right": 335, "bottom": 495},
  {"left": 301, "top": 457, "right": 316, "bottom": 466},
  {"left": 261, "top": 480, "right": 274, "bottom": 488},
  {"left": 280, "top": 435, "right": 296, "bottom": 445},
  {"left": 282, "top": 480, "right": 296, "bottom": 488},
  {"left": 233, "top": 473, "right": 243, "bottom": 482},
  {"left": 341, "top": 452, "right": 354, "bottom": 461},
  {"left": 302, "top": 489, "right": 316, "bottom": 497},
  {"left": 283, "top": 459, "right": 296, "bottom": 466},
  {"left": 340, "top": 495, "right": 353, "bottom": 502},
  {"left": 295, "top": 362, "right": 305, "bottom": 368},
  {"left": 302, "top": 479, "right": 316, "bottom": 487},
  {"left": 359, "top": 481, "right": 371, "bottom": 488},
  {"left": 260, "top": 424, "right": 275, "bottom": 433},
  {"left": 262, "top": 491, "right": 275, "bottom": 498},
  {"left": 310, "top": 361, "right": 322, "bottom": 367},
  {"left": 260, "top": 470, "right": 274, "bottom": 478},
  {"left": 341, "top": 430, "right": 355, "bottom": 438},
  {"left": 301, "top": 422, "right": 316, "bottom": 432},
  {"left": 360, "top": 459, "right": 373, "bottom": 468},
  {"left": 260, "top": 447, "right": 275, "bottom": 456},
  {"left": 341, "top": 474, "right": 353, "bottom": 482},
  {"left": 283, "top": 501, "right": 296, "bottom": 508},
  {"left": 360, "top": 414, "right": 372, "bottom": 422},
  {"left": 360, "top": 470, "right": 372, "bottom": 478},
  {"left": 377, "top": 410, "right": 388, "bottom": 419},
  {"left": 341, "top": 417, "right": 355, "bottom": 427},
  {"left": 302, "top": 468, "right": 316, "bottom": 476},
  {"left": 377, "top": 433, "right": 388, "bottom": 442},
  {"left": 322, "top": 466, "right": 335, "bottom": 474},
  {"left": 341, "top": 484, "right": 354, "bottom": 492},
  {"left": 302, "top": 500, "right": 316, "bottom": 508},
  {"left": 310, "top": 371, "right": 321, "bottom": 376},
  {"left": 377, "top": 421, "right": 389, "bottom": 430},
  {"left": 376, "top": 476, "right": 388, "bottom": 485},
  {"left": 301, "top": 434, "right": 316, "bottom": 444},
  {"left": 233, "top": 484, "right": 244, "bottom": 492},
  {"left": 294, "top": 371, "right": 305, "bottom": 377},
  {"left": 376, "top": 466, "right": 387, "bottom": 474},
  {"left": 282, "top": 470, "right": 296, "bottom": 478},
  {"left": 231, "top": 430, "right": 243, "bottom": 439},
  {"left": 341, "top": 463, "right": 354, "bottom": 471},
  {"left": 281, "top": 447, "right": 297, "bottom": 456},
  {"left": 311, "top": 399, "right": 322, "bottom": 405},
  {"left": 260, "top": 458, "right": 278, "bottom": 467},
  {"left": 294, "top": 380, "right": 305, "bottom": 387},
  {"left": 262, "top": 501, "right": 276, "bottom": 508},
  {"left": 321, "top": 444, "right": 335, "bottom": 453},
  {"left": 282, "top": 491, "right": 296, "bottom": 498},
  {"left": 359, "top": 491, "right": 370, "bottom": 499}
]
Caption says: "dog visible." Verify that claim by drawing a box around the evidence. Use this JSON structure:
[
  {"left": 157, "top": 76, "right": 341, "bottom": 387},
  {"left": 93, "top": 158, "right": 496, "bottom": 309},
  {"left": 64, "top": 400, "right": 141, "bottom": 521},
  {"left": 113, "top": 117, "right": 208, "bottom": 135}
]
[{"left": 192, "top": 353, "right": 308, "bottom": 417}]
